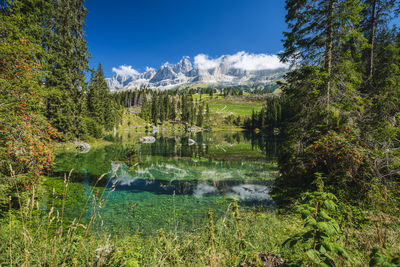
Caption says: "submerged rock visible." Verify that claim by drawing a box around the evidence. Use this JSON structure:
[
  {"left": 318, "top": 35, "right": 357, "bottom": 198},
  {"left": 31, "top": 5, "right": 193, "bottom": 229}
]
[
  {"left": 193, "top": 184, "right": 217, "bottom": 198},
  {"left": 139, "top": 136, "right": 156, "bottom": 144}
]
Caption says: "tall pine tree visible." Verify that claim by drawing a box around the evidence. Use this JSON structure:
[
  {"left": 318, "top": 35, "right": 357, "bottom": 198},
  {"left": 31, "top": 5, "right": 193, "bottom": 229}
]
[{"left": 45, "top": 0, "right": 89, "bottom": 139}]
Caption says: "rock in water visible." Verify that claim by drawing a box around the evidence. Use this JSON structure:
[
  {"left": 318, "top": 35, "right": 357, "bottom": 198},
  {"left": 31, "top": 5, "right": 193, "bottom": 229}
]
[
  {"left": 139, "top": 136, "right": 156, "bottom": 144},
  {"left": 76, "top": 142, "right": 91, "bottom": 153},
  {"left": 188, "top": 138, "right": 196, "bottom": 146}
]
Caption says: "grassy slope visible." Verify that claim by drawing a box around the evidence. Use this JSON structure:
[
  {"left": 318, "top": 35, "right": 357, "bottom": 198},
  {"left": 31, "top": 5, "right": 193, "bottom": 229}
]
[
  {"left": 118, "top": 95, "right": 264, "bottom": 131},
  {"left": 207, "top": 100, "right": 263, "bottom": 117}
]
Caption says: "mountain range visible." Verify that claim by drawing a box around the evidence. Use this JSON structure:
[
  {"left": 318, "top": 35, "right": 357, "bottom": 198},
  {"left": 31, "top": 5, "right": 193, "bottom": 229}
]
[{"left": 106, "top": 52, "right": 289, "bottom": 91}]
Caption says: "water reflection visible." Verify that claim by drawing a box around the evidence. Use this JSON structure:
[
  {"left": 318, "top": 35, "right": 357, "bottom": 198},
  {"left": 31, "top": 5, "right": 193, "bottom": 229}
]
[
  {"left": 109, "top": 162, "right": 273, "bottom": 204},
  {"left": 119, "top": 130, "right": 281, "bottom": 161},
  {"left": 51, "top": 131, "right": 280, "bottom": 234}
]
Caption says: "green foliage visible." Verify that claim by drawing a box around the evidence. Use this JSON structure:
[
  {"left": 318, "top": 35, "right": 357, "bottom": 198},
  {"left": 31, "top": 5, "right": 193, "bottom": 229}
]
[
  {"left": 44, "top": 0, "right": 90, "bottom": 138},
  {"left": 110, "top": 236, "right": 142, "bottom": 267},
  {"left": 0, "top": 7, "right": 57, "bottom": 179},
  {"left": 84, "top": 117, "right": 103, "bottom": 139},
  {"left": 303, "top": 127, "right": 374, "bottom": 198},
  {"left": 244, "top": 95, "right": 285, "bottom": 131},
  {"left": 275, "top": 0, "right": 400, "bottom": 210},
  {"left": 369, "top": 246, "right": 400, "bottom": 267},
  {"left": 87, "top": 64, "right": 122, "bottom": 135},
  {"left": 283, "top": 174, "right": 351, "bottom": 266}
]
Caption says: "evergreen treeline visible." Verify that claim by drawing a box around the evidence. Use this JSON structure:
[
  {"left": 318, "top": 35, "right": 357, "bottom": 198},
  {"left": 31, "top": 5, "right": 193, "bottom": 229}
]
[
  {"left": 244, "top": 96, "right": 285, "bottom": 131},
  {"left": 141, "top": 92, "right": 210, "bottom": 127},
  {"left": 1, "top": 0, "right": 121, "bottom": 142},
  {"left": 273, "top": 0, "right": 400, "bottom": 209},
  {"left": 114, "top": 88, "right": 150, "bottom": 108},
  {"left": 0, "top": 0, "right": 122, "bottom": 199},
  {"left": 114, "top": 89, "right": 211, "bottom": 127},
  {"left": 86, "top": 64, "right": 122, "bottom": 137}
]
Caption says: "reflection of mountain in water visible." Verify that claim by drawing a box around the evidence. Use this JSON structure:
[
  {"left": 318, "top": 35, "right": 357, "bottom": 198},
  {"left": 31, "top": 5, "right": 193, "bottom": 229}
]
[{"left": 109, "top": 162, "right": 274, "bottom": 205}]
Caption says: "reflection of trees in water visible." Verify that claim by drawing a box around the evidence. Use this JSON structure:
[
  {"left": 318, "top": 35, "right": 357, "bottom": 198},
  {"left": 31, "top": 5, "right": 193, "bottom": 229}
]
[
  {"left": 241, "top": 131, "right": 282, "bottom": 161},
  {"left": 138, "top": 131, "right": 281, "bottom": 160},
  {"left": 139, "top": 132, "right": 208, "bottom": 158},
  {"left": 53, "top": 131, "right": 281, "bottom": 187}
]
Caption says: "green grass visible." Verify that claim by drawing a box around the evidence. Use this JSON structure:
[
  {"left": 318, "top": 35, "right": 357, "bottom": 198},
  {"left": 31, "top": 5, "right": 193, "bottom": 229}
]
[
  {"left": 191, "top": 93, "right": 213, "bottom": 101},
  {"left": 207, "top": 100, "right": 263, "bottom": 117}
]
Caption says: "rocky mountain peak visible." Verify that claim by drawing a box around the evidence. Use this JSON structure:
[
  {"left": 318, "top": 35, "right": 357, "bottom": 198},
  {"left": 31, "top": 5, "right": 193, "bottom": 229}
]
[{"left": 106, "top": 52, "right": 289, "bottom": 91}]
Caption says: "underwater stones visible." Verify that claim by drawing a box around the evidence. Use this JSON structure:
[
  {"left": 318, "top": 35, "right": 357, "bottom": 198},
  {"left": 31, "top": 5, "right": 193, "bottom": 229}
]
[
  {"left": 193, "top": 184, "right": 217, "bottom": 198},
  {"left": 75, "top": 142, "right": 91, "bottom": 153},
  {"left": 188, "top": 138, "right": 196, "bottom": 146},
  {"left": 139, "top": 136, "right": 156, "bottom": 143},
  {"left": 230, "top": 184, "right": 270, "bottom": 201}
]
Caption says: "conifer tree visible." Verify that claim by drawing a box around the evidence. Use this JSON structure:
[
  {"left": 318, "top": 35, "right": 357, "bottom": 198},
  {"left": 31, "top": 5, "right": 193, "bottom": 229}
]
[
  {"left": 170, "top": 98, "right": 177, "bottom": 121},
  {"left": 205, "top": 104, "right": 210, "bottom": 126},
  {"left": 197, "top": 103, "right": 204, "bottom": 127},
  {"left": 151, "top": 95, "right": 158, "bottom": 124},
  {"left": 281, "top": 0, "right": 365, "bottom": 105},
  {"left": 45, "top": 0, "right": 89, "bottom": 138},
  {"left": 87, "top": 63, "right": 115, "bottom": 131},
  {"left": 275, "top": 0, "right": 368, "bottom": 204},
  {"left": 140, "top": 95, "right": 149, "bottom": 121},
  {"left": 361, "top": 0, "right": 398, "bottom": 80}
]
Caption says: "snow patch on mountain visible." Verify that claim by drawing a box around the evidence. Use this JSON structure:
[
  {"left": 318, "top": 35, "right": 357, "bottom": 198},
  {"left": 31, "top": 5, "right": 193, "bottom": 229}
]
[{"left": 106, "top": 51, "right": 289, "bottom": 91}]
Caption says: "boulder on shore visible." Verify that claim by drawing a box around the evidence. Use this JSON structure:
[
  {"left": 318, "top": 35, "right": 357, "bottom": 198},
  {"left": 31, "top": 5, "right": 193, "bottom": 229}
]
[
  {"left": 139, "top": 136, "right": 156, "bottom": 144},
  {"left": 76, "top": 142, "right": 91, "bottom": 153}
]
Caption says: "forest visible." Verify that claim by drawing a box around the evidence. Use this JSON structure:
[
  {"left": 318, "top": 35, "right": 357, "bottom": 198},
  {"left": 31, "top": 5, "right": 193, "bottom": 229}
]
[{"left": 1, "top": 0, "right": 400, "bottom": 266}]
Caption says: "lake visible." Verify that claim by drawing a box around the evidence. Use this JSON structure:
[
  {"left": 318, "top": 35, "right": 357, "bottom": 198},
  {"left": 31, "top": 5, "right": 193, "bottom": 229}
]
[{"left": 45, "top": 130, "right": 280, "bottom": 235}]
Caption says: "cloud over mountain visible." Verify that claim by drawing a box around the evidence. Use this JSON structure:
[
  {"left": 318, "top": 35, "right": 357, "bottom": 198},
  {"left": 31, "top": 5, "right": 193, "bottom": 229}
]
[
  {"left": 194, "top": 51, "right": 287, "bottom": 71},
  {"left": 111, "top": 65, "right": 140, "bottom": 77}
]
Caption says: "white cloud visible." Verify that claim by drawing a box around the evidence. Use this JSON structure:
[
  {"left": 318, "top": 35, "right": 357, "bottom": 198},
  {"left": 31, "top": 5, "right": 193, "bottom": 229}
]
[
  {"left": 112, "top": 65, "right": 140, "bottom": 77},
  {"left": 145, "top": 66, "right": 155, "bottom": 72},
  {"left": 194, "top": 54, "right": 219, "bottom": 70},
  {"left": 194, "top": 51, "right": 288, "bottom": 71}
]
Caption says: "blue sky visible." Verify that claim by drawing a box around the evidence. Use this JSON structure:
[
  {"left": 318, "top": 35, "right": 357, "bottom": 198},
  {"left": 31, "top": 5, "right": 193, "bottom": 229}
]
[{"left": 84, "top": 0, "right": 287, "bottom": 77}]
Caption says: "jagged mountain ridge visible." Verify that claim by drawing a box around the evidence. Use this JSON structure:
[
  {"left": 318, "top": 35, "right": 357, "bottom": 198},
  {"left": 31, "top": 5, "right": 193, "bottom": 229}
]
[{"left": 106, "top": 53, "right": 288, "bottom": 91}]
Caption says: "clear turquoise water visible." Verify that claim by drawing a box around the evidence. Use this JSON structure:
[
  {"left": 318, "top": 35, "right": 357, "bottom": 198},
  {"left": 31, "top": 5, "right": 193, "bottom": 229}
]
[{"left": 47, "top": 131, "right": 279, "bottom": 235}]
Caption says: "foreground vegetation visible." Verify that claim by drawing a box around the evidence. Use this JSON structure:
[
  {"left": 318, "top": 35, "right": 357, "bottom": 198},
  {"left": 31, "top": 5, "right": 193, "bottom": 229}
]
[{"left": 0, "top": 171, "right": 398, "bottom": 266}]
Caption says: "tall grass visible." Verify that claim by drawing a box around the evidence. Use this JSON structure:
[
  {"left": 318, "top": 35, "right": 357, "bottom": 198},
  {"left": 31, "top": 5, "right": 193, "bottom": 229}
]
[
  {"left": 0, "top": 166, "right": 298, "bottom": 266},
  {"left": 1, "top": 166, "right": 398, "bottom": 266},
  {"left": 0, "top": 166, "right": 120, "bottom": 266}
]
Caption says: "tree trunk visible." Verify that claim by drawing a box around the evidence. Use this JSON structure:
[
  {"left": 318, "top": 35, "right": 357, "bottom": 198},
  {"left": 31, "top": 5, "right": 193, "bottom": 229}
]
[
  {"left": 369, "top": 0, "right": 377, "bottom": 80},
  {"left": 325, "top": 0, "right": 334, "bottom": 106}
]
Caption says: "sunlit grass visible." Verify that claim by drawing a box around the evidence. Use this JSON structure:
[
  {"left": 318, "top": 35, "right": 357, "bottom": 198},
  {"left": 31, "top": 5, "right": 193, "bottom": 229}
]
[{"left": 207, "top": 100, "right": 263, "bottom": 116}]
